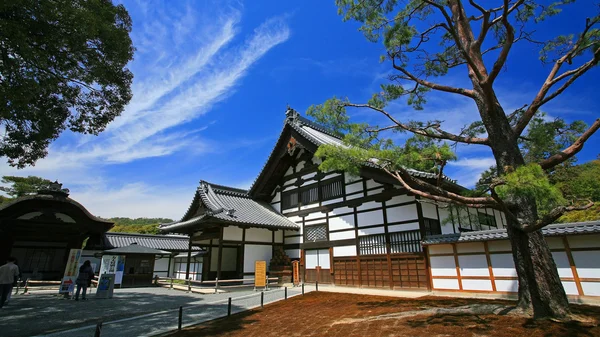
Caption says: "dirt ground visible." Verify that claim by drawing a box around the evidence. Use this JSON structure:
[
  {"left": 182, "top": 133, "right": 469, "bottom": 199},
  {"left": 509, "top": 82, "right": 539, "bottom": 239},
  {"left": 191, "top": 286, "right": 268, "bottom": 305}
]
[{"left": 168, "top": 292, "right": 600, "bottom": 337}]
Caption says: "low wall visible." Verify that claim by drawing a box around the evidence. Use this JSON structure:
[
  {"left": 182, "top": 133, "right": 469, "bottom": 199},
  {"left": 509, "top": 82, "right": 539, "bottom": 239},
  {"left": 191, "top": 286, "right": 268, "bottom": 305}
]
[{"left": 426, "top": 233, "right": 600, "bottom": 298}]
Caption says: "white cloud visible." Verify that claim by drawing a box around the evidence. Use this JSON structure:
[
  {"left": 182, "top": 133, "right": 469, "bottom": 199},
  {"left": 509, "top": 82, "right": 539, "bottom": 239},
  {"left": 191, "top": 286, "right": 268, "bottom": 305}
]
[
  {"left": 447, "top": 157, "right": 496, "bottom": 187},
  {"left": 0, "top": 2, "right": 290, "bottom": 218}
]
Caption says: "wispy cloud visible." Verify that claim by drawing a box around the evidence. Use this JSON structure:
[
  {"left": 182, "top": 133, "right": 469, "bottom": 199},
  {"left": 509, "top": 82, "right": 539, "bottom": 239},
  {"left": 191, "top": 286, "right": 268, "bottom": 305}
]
[{"left": 0, "top": 1, "right": 290, "bottom": 218}]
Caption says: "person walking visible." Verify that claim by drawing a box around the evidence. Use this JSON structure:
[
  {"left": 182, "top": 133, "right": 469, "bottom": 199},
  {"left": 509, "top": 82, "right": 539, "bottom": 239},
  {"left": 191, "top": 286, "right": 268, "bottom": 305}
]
[
  {"left": 0, "top": 257, "right": 20, "bottom": 308},
  {"left": 74, "top": 260, "right": 94, "bottom": 301}
]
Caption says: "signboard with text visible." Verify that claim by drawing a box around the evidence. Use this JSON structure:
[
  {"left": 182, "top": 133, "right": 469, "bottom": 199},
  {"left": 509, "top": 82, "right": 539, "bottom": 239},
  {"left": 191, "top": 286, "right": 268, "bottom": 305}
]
[
  {"left": 96, "top": 273, "right": 115, "bottom": 299},
  {"left": 254, "top": 261, "right": 266, "bottom": 288},
  {"left": 292, "top": 260, "right": 300, "bottom": 286},
  {"left": 59, "top": 249, "right": 82, "bottom": 294},
  {"left": 100, "top": 255, "right": 126, "bottom": 285}
]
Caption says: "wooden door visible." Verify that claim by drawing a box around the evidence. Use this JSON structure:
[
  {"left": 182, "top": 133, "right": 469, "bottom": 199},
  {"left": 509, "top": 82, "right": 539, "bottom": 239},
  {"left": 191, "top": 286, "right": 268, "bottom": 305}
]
[{"left": 304, "top": 249, "right": 332, "bottom": 283}]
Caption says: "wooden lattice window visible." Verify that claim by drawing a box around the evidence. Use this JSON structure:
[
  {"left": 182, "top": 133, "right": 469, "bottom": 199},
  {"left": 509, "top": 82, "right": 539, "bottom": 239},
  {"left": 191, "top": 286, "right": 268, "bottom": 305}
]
[
  {"left": 305, "top": 224, "right": 327, "bottom": 242},
  {"left": 301, "top": 184, "right": 319, "bottom": 205},
  {"left": 320, "top": 176, "right": 344, "bottom": 201},
  {"left": 281, "top": 190, "right": 299, "bottom": 209},
  {"left": 358, "top": 234, "right": 387, "bottom": 255},
  {"left": 389, "top": 230, "right": 422, "bottom": 253}
]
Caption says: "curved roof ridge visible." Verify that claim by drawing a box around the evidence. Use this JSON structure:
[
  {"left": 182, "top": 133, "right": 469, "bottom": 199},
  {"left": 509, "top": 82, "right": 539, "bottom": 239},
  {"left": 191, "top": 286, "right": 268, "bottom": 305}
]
[{"left": 201, "top": 180, "right": 249, "bottom": 197}]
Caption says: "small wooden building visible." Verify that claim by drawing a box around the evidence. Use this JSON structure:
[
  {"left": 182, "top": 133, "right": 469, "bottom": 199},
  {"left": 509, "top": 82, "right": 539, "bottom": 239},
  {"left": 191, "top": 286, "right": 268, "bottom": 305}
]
[{"left": 102, "top": 243, "right": 170, "bottom": 287}]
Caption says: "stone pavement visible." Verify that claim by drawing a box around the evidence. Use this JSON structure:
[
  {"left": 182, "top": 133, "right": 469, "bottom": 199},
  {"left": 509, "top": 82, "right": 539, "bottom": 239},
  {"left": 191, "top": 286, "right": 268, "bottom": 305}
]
[{"left": 0, "top": 285, "right": 314, "bottom": 337}]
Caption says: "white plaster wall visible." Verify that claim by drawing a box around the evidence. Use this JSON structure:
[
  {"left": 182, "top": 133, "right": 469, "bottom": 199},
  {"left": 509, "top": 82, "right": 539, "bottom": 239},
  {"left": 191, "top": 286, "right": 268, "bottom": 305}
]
[
  {"left": 274, "top": 230, "right": 284, "bottom": 243},
  {"left": 302, "top": 172, "right": 317, "bottom": 180},
  {"left": 305, "top": 219, "right": 326, "bottom": 226},
  {"left": 345, "top": 181, "right": 363, "bottom": 195},
  {"left": 223, "top": 226, "right": 243, "bottom": 241},
  {"left": 386, "top": 204, "right": 418, "bottom": 223},
  {"left": 490, "top": 253, "right": 517, "bottom": 277},
  {"left": 421, "top": 203, "right": 438, "bottom": 219},
  {"left": 244, "top": 245, "right": 273, "bottom": 273},
  {"left": 387, "top": 222, "right": 420, "bottom": 233},
  {"left": 456, "top": 242, "right": 485, "bottom": 254},
  {"left": 322, "top": 197, "right": 344, "bottom": 205},
  {"left": 287, "top": 215, "right": 303, "bottom": 223},
  {"left": 365, "top": 179, "right": 382, "bottom": 189},
  {"left": 305, "top": 211, "right": 325, "bottom": 221},
  {"left": 245, "top": 228, "right": 272, "bottom": 242},
  {"left": 428, "top": 244, "right": 453, "bottom": 255},
  {"left": 357, "top": 201, "right": 380, "bottom": 211},
  {"left": 284, "top": 236, "right": 302, "bottom": 244},
  {"left": 562, "top": 281, "right": 580, "bottom": 295},
  {"left": 573, "top": 251, "right": 600, "bottom": 278},
  {"left": 284, "top": 167, "right": 293, "bottom": 176},
  {"left": 487, "top": 240, "right": 511, "bottom": 252},
  {"left": 330, "top": 207, "right": 354, "bottom": 216},
  {"left": 333, "top": 245, "right": 356, "bottom": 257},
  {"left": 387, "top": 194, "right": 415, "bottom": 206},
  {"left": 210, "top": 247, "right": 237, "bottom": 272},
  {"left": 432, "top": 278, "right": 460, "bottom": 290},
  {"left": 271, "top": 191, "right": 281, "bottom": 203},
  {"left": 300, "top": 203, "right": 320, "bottom": 211},
  {"left": 357, "top": 226, "right": 385, "bottom": 236},
  {"left": 296, "top": 160, "right": 305, "bottom": 171},
  {"left": 271, "top": 203, "right": 281, "bottom": 212},
  {"left": 462, "top": 279, "right": 493, "bottom": 291},
  {"left": 285, "top": 249, "right": 300, "bottom": 259},
  {"left": 357, "top": 210, "right": 384, "bottom": 227},
  {"left": 154, "top": 257, "right": 171, "bottom": 277},
  {"left": 367, "top": 188, "right": 384, "bottom": 196},
  {"left": 458, "top": 255, "right": 489, "bottom": 276},
  {"left": 495, "top": 280, "right": 518, "bottom": 292},
  {"left": 546, "top": 237, "right": 565, "bottom": 249},
  {"left": 330, "top": 230, "right": 356, "bottom": 240},
  {"left": 551, "top": 251, "right": 573, "bottom": 278},
  {"left": 581, "top": 282, "right": 600, "bottom": 296},
  {"left": 328, "top": 214, "right": 355, "bottom": 231},
  {"left": 568, "top": 234, "right": 600, "bottom": 249},
  {"left": 430, "top": 256, "right": 457, "bottom": 276}
]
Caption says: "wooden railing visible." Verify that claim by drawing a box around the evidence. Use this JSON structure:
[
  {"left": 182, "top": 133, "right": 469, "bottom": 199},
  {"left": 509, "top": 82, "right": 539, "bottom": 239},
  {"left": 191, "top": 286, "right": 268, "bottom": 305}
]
[{"left": 155, "top": 276, "right": 279, "bottom": 293}]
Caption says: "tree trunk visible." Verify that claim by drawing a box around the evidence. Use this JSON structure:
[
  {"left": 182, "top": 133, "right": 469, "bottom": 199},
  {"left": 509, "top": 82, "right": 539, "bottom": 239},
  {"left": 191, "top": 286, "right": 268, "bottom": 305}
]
[{"left": 474, "top": 93, "right": 571, "bottom": 319}]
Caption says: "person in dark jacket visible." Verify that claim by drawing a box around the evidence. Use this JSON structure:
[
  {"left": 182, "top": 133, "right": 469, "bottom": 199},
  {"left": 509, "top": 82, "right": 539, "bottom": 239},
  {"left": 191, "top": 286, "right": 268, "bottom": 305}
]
[{"left": 74, "top": 260, "right": 94, "bottom": 301}]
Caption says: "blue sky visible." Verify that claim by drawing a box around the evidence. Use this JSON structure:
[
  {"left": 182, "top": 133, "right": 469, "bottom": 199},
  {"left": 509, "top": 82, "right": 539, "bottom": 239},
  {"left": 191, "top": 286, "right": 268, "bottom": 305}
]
[{"left": 2, "top": 0, "right": 599, "bottom": 220}]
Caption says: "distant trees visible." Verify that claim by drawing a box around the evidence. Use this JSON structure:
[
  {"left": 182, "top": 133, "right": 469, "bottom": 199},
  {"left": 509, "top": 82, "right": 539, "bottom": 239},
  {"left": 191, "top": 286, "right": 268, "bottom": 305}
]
[
  {"left": 0, "top": 175, "right": 54, "bottom": 198},
  {"left": 107, "top": 217, "right": 174, "bottom": 234}
]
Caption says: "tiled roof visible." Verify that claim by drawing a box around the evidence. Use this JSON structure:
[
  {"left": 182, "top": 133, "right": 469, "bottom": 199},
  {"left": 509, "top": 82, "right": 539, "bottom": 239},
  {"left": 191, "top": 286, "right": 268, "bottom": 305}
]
[
  {"left": 160, "top": 181, "right": 299, "bottom": 233},
  {"left": 422, "top": 221, "right": 600, "bottom": 245},
  {"left": 248, "top": 108, "right": 457, "bottom": 195},
  {"left": 105, "top": 232, "right": 201, "bottom": 251},
  {"left": 104, "top": 243, "right": 171, "bottom": 255}
]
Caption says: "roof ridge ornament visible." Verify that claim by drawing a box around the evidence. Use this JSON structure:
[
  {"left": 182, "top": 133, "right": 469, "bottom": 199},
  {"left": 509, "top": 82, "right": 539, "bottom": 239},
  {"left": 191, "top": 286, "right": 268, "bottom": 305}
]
[
  {"left": 285, "top": 106, "right": 299, "bottom": 123},
  {"left": 37, "top": 180, "right": 70, "bottom": 197}
]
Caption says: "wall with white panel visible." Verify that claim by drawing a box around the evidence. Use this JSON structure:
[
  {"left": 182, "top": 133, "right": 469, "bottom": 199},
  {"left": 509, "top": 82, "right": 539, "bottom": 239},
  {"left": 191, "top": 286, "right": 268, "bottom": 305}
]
[{"left": 427, "top": 233, "right": 600, "bottom": 297}]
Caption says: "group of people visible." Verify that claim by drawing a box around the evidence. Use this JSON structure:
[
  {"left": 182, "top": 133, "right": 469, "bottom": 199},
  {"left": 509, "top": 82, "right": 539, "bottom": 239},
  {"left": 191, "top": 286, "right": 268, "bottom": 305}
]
[{"left": 0, "top": 257, "right": 95, "bottom": 308}]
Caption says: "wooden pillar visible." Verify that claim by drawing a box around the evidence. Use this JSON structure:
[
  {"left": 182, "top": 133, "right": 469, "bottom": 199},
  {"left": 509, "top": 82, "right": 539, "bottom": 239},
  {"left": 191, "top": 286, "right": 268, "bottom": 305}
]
[
  {"left": 185, "top": 235, "right": 192, "bottom": 280},
  {"left": 217, "top": 227, "right": 224, "bottom": 281}
]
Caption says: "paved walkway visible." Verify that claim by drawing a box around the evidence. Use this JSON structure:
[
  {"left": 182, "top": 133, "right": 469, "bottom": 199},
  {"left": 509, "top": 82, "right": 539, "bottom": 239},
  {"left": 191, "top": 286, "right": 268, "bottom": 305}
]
[{"left": 0, "top": 286, "right": 311, "bottom": 337}]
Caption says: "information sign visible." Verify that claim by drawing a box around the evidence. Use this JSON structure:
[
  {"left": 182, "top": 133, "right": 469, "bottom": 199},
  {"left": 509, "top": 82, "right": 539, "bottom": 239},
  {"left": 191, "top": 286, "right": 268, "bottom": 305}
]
[{"left": 254, "top": 260, "right": 267, "bottom": 288}]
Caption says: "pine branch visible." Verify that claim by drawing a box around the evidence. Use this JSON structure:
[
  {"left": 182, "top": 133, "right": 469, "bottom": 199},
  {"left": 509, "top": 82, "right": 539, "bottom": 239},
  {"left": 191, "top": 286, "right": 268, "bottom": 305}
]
[{"left": 539, "top": 118, "right": 600, "bottom": 170}]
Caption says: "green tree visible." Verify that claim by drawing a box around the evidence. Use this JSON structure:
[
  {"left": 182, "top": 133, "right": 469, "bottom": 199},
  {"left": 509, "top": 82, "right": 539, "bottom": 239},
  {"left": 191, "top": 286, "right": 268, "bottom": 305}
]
[
  {"left": 0, "top": 175, "right": 54, "bottom": 198},
  {"left": 310, "top": 1, "right": 600, "bottom": 319},
  {"left": 107, "top": 217, "right": 174, "bottom": 235},
  {"left": 0, "top": 0, "right": 134, "bottom": 168}
]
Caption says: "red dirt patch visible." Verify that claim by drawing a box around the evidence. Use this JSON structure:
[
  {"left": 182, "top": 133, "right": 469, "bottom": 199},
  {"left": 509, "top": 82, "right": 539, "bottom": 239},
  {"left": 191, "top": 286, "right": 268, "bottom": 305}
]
[{"left": 169, "top": 292, "right": 600, "bottom": 337}]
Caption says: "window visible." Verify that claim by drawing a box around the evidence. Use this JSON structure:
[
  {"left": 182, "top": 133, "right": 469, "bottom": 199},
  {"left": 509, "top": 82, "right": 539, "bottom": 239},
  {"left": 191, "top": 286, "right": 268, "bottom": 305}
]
[
  {"left": 282, "top": 190, "right": 298, "bottom": 209},
  {"left": 301, "top": 185, "right": 319, "bottom": 205},
  {"left": 478, "top": 211, "right": 497, "bottom": 228},
  {"left": 390, "top": 230, "right": 422, "bottom": 253},
  {"left": 281, "top": 176, "right": 344, "bottom": 209},
  {"left": 305, "top": 224, "right": 327, "bottom": 242},
  {"left": 321, "top": 177, "right": 344, "bottom": 201},
  {"left": 359, "top": 234, "right": 387, "bottom": 255},
  {"left": 423, "top": 218, "right": 442, "bottom": 236}
]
